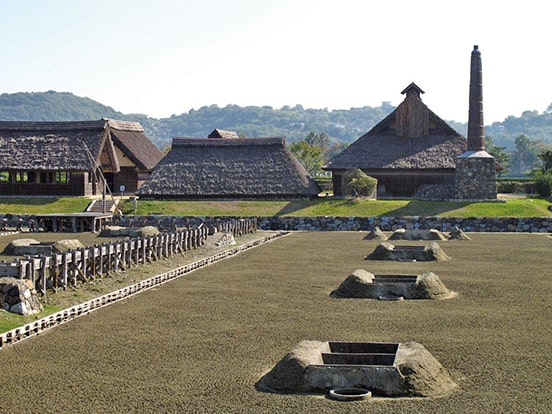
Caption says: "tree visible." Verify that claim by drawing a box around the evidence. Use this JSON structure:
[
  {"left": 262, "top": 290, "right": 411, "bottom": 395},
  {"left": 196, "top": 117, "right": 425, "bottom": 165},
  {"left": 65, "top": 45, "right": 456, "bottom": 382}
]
[
  {"left": 485, "top": 135, "right": 511, "bottom": 177},
  {"left": 289, "top": 140, "right": 325, "bottom": 176},
  {"left": 510, "top": 134, "right": 541, "bottom": 175},
  {"left": 538, "top": 148, "right": 552, "bottom": 173},
  {"left": 305, "top": 131, "right": 330, "bottom": 149},
  {"left": 343, "top": 169, "right": 377, "bottom": 199}
]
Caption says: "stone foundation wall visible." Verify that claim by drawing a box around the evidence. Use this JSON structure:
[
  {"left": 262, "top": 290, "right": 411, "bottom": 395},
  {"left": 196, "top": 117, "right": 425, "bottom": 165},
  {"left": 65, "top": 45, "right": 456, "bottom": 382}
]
[
  {"left": 455, "top": 156, "right": 497, "bottom": 200},
  {"left": 112, "top": 216, "right": 552, "bottom": 233},
  {"left": 0, "top": 277, "right": 43, "bottom": 315}
]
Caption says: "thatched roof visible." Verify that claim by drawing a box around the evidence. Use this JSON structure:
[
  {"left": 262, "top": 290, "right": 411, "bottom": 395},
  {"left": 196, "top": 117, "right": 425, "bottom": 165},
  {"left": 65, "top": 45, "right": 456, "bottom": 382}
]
[
  {"left": 0, "top": 120, "right": 111, "bottom": 171},
  {"left": 106, "top": 119, "right": 163, "bottom": 171},
  {"left": 137, "top": 137, "right": 320, "bottom": 198},
  {"left": 0, "top": 119, "right": 161, "bottom": 172},
  {"left": 208, "top": 129, "right": 239, "bottom": 139},
  {"left": 324, "top": 83, "right": 467, "bottom": 171}
]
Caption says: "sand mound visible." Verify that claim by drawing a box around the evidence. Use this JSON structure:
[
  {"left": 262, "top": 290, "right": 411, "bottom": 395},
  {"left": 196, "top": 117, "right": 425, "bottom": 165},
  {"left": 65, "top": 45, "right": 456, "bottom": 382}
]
[
  {"left": 366, "top": 242, "right": 450, "bottom": 261},
  {"left": 449, "top": 226, "right": 470, "bottom": 240},
  {"left": 99, "top": 226, "right": 160, "bottom": 238},
  {"left": 388, "top": 228, "right": 448, "bottom": 241},
  {"left": 53, "top": 239, "right": 86, "bottom": 252},
  {"left": 3, "top": 239, "right": 52, "bottom": 255},
  {"left": 331, "top": 271, "right": 452, "bottom": 300},
  {"left": 257, "top": 340, "right": 456, "bottom": 397},
  {"left": 363, "top": 227, "right": 386, "bottom": 240}
]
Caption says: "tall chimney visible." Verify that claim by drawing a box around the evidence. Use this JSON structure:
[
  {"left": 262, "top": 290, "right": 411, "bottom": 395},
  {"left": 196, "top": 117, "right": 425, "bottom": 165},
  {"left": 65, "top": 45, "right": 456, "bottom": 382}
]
[{"left": 467, "top": 45, "right": 485, "bottom": 151}]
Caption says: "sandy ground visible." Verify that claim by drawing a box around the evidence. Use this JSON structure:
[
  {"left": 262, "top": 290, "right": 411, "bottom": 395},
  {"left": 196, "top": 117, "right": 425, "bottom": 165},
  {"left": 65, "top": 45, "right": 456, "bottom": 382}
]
[{"left": 0, "top": 231, "right": 551, "bottom": 413}]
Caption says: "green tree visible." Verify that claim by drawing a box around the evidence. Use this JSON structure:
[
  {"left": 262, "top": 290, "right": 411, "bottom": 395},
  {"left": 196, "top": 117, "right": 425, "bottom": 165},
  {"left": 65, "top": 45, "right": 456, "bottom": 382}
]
[
  {"left": 537, "top": 148, "right": 552, "bottom": 172},
  {"left": 486, "top": 135, "right": 511, "bottom": 177},
  {"left": 305, "top": 131, "right": 330, "bottom": 149},
  {"left": 510, "top": 134, "right": 541, "bottom": 175},
  {"left": 289, "top": 140, "right": 325, "bottom": 176},
  {"left": 343, "top": 169, "right": 377, "bottom": 199}
]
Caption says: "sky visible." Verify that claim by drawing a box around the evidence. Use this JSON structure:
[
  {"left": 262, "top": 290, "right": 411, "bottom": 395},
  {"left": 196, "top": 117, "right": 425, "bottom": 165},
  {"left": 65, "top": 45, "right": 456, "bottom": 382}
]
[{"left": 1, "top": 0, "right": 550, "bottom": 124}]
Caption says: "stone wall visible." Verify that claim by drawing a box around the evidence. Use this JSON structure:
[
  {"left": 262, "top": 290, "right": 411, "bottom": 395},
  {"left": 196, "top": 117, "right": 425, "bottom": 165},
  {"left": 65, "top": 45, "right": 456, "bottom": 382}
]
[
  {"left": 255, "top": 216, "right": 552, "bottom": 233},
  {"left": 455, "top": 155, "right": 497, "bottom": 200},
  {"left": 113, "top": 216, "right": 552, "bottom": 233},
  {"left": 0, "top": 277, "right": 43, "bottom": 315}
]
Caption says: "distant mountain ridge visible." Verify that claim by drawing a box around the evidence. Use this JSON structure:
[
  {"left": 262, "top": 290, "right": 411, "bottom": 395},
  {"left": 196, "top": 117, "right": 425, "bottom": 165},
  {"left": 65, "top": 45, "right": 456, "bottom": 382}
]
[{"left": 1, "top": 91, "right": 551, "bottom": 150}]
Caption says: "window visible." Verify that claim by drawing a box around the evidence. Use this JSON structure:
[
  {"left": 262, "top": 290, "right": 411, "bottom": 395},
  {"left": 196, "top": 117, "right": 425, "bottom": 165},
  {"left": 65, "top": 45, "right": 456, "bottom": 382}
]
[
  {"left": 16, "top": 171, "right": 29, "bottom": 182},
  {"left": 55, "top": 171, "right": 70, "bottom": 183}
]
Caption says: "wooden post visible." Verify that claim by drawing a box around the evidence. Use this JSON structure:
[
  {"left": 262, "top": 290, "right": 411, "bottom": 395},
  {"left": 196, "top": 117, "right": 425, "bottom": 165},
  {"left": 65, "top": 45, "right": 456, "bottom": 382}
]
[{"left": 62, "top": 252, "right": 68, "bottom": 289}]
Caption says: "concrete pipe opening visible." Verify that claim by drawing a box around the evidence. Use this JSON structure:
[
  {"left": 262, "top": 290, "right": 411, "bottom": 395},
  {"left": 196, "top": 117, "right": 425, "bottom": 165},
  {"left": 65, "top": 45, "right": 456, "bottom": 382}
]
[{"left": 329, "top": 388, "right": 372, "bottom": 401}]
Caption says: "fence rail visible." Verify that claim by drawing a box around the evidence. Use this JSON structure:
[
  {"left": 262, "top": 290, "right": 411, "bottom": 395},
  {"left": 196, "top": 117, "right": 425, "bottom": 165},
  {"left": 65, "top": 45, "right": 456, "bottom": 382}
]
[
  {"left": 0, "top": 218, "right": 258, "bottom": 295},
  {"left": 0, "top": 229, "right": 286, "bottom": 350}
]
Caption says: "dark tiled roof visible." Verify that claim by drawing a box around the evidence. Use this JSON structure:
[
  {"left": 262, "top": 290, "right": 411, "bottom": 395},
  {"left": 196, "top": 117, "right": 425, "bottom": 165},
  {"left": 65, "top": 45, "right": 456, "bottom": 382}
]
[
  {"left": 0, "top": 120, "right": 108, "bottom": 171},
  {"left": 137, "top": 137, "right": 320, "bottom": 198},
  {"left": 324, "top": 85, "right": 467, "bottom": 171}
]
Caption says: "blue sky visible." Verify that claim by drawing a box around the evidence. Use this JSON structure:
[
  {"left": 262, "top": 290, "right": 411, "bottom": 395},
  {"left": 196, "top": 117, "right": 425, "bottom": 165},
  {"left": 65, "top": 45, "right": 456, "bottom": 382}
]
[{"left": 1, "top": 0, "right": 550, "bottom": 123}]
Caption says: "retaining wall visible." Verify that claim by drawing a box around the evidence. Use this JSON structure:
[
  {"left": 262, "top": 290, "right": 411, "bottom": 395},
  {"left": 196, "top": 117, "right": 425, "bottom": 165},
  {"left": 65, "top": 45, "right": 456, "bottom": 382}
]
[{"left": 116, "top": 216, "right": 552, "bottom": 233}]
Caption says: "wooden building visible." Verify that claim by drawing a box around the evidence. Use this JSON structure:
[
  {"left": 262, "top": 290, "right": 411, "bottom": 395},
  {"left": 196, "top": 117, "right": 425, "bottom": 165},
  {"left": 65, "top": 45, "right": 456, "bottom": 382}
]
[
  {"left": 0, "top": 119, "right": 162, "bottom": 196},
  {"left": 323, "top": 83, "right": 467, "bottom": 198},
  {"left": 137, "top": 130, "right": 320, "bottom": 199}
]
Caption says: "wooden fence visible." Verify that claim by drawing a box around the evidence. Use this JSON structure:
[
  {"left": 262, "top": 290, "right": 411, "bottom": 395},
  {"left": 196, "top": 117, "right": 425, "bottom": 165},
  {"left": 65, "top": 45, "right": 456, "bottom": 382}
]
[
  {"left": 0, "top": 230, "right": 287, "bottom": 350},
  {"left": 0, "top": 218, "right": 257, "bottom": 295}
]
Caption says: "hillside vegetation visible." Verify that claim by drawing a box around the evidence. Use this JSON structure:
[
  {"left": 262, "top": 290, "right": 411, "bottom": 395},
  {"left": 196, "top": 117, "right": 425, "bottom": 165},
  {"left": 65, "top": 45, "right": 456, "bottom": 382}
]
[{"left": 1, "top": 91, "right": 551, "bottom": 150}]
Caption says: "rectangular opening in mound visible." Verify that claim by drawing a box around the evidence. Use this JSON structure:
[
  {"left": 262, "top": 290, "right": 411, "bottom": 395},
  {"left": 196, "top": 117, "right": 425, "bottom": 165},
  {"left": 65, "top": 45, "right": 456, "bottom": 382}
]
[
  {"left": 393, "top": 246, "right": 425, "bottom": 251},
  {"left": 322, "top": 342, "right": 398, "bottom": 366},
  {"left": 373, "top": 275, "right": 418, "bottom": 284}
]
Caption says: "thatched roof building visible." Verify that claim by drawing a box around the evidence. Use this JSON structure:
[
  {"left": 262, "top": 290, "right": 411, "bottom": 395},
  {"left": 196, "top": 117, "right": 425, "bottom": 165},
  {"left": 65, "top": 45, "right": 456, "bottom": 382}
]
[
  {"left": 0, "top": 119, "right": 162, "bottom": 196},
  {"left": 324, "top": 83, "right": 467, "bottom": 197},
  {"left": 138, "top": 131, "right": 320, "bottom": 199}
]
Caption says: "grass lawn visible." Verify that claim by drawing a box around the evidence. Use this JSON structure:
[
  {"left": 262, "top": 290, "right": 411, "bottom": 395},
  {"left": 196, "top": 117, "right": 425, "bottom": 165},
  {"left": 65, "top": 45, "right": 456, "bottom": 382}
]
[
  {"left": 1, "top": 195, "right": 551, "bottom": 218},
  {"left": 0, "top": 232, "right": 550, "bottom": 413},
  {"left": 0, "top": 197, "right": 90, "bottom": 215},
  {"left": 121, "top": 196, "right": 552, "bottom": 218}
]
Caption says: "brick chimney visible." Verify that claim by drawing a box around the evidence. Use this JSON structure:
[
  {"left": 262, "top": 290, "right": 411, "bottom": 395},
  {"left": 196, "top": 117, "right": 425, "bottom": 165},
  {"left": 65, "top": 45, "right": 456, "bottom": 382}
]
[
  {"left": 454, "top": 45, "right": 497, "bottom": 200},
  {"left": 467, "top": 45, "right": 485, "bottom": 151}
]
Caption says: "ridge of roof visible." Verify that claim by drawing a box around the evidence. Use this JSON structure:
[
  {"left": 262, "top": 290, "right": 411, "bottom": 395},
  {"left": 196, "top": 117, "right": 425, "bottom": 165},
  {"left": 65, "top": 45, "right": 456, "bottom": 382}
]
[
  {"left": 105, "top": 118, "right": 144, "bottom": 132},
  {"left": 172, "top": 137, "right": 285, "bottom": 147},
  {"left": 208, "top": 128, "right": 239, "bottom": 139},
  {"left": 0, "top": 120, "right": 106, "bottom": 131}
]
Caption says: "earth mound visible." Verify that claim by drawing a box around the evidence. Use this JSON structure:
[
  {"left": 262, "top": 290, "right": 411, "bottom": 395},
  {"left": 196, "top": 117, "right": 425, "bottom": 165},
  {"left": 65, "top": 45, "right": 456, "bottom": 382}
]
[
  {"left": 99, "top": 226, "right": 160, "bottom": 238},
  {"left": 257, "top": 340, "right": 457, "bottom": 397},
  {"left": 53, "top": 239, "right": 86, "bottom": 252},
  {"left": 388, "top": 228, "right": 448, "bottom": 241},
  {"left": 363, "top": 227, "right": 386, "bottom": 240},
  {"left": 449, "top": 226, "right": 471, "bottom": 240},
  {"left": 3, "top": 239, "right": 51, "bottom": 255},
  {"left": 366, "top": 242, "right": 450, "bottom": 261},
  {"left": 330, "top": 270, "right": 453, "bottom": 300}
]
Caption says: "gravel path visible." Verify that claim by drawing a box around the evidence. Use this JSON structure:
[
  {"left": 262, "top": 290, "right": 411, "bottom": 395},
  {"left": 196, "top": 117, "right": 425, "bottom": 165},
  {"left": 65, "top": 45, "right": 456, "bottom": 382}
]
[{"left": 0, "top": 232, "right": 550, "bottom": 413}]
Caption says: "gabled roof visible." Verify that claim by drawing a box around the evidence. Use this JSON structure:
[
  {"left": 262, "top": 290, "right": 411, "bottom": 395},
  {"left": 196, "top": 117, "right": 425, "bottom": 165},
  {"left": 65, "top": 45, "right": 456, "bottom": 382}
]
[
  {"left": 106, "top": 119, "right": 163, "bottom": 171},
  {"left": 0, "top": 120, "right": 113, "bottom": 171},
  {"left": 324, "top": 84, "right": 466, "bottom": 171},
  {"left": 138, "top": 137, "right": 320, "bottom": 198},
  {"left": 208, "top": 128, "right": 239, "bottom": 139},
  {"left": 0, "top": 119, "right": 162, "bottom": 173}
]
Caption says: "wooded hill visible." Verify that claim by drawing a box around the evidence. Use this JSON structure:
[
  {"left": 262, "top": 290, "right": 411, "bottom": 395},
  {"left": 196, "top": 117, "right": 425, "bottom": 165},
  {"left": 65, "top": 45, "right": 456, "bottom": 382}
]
[{"left": 1, "top": 91, "right": 551, "bottom": 151}]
